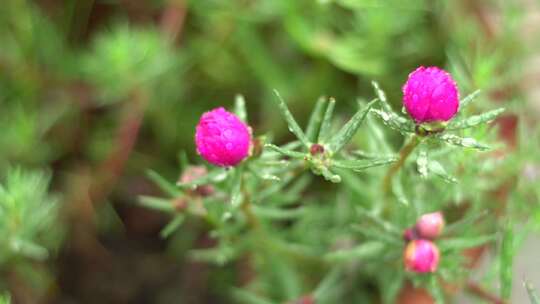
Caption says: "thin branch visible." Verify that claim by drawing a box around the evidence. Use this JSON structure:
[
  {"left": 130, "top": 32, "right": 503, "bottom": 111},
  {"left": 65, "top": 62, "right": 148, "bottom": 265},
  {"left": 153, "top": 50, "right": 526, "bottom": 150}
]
[
  {"left": 160, "top": 0, "right": 187, "bottom": 44},
  {"left": 466, "top": 281, "right": 507, "bottom": 304},
  {"left": 382, "top": 135, "right": 420, "bottom": 195},
  {"left": 89, "top": 89, "right": 148, "bottom": 205}
]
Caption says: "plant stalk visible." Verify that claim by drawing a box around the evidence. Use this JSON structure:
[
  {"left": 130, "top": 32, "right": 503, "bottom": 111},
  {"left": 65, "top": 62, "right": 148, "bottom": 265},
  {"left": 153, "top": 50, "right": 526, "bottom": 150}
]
[{"left": 382, "top": 135, "right": 420, "bottom": 195}]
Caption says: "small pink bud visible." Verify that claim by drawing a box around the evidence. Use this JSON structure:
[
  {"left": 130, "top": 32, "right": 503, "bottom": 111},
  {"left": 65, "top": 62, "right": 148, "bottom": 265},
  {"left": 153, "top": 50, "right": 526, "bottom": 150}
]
[
  {"left": 403, "top": 227, "right": 418, "bottom": 242},
  {"left": 179, "top": 166, "right": 215, "bottom": 196},
  {"left": 195, "top": 107, "right": 251, "bottom": 167},
  {"left": 415, "top": 212, "right": 445, "bottom": 239},
  {"left": 309, "top": 144, "right": 325, "bottom": 156},
  {"left": 403, "top": 239, "right": 440, "bottom": 273},
  {"left": 402, "top": 66, "right": 459, "bottom": 124}
]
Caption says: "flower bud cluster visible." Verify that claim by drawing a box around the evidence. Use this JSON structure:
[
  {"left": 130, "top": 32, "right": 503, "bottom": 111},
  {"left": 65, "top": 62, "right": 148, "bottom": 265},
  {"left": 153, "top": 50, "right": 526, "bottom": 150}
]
[{"left": 403, "top": 212, "right": 445, "bottom": 273}]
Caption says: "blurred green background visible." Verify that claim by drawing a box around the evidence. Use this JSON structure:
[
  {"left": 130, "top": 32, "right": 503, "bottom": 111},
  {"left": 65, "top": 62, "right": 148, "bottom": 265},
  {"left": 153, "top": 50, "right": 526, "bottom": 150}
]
[{"left": 0, "top": 0, "right": 539, "bottom": 303}]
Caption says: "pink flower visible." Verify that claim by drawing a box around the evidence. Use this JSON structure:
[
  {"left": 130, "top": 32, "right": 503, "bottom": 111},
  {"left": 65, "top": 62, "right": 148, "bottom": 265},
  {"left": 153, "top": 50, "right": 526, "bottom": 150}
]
[
  {"left": 402, "top": 66, "right": 459, "bottom": 123},
  {"left": 415, "top": 212, "right": 445, "bottom": 240},
  {"left": 403, "top": 239, "right": 440, "bottom": 273},
  {"left": 195, "top": 107, "right": 251, "bottom": 167}
]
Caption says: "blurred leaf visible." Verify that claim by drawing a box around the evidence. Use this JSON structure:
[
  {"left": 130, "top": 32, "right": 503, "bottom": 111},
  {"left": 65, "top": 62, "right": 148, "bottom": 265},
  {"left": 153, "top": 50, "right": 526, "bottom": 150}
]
[
  {"left": 318, "top": 166, "right": 342, "bottom": 183},
  {"left": 371, "top": 81, "right": 391, "bottom": 112},
  {"left": 525, "top": 281, "right": 540, "bottom": 304},
  {"left": 380, "top": 270, "right": 403, "bottom": 304},
  {"left": 273, "top": 90, "right": 310, "bottom": 147},
  {"left": 327, "top": 98, "right": 378, "bottom": 153},
  {"left": 428, "top": 160, "right": 458, "bottom": 184},
  {"left": 500, "top": 223, "right": 515, "bottom": 300},
  {"left": 332, "top": 157, "right": 397, "bottom": 171},
  {"left": 146, "top": 170, "right": 182, "bottom": 197},
  {"left": 459, "top": 90, "right": 481, "bottom": 109},
  {"left": 247, "top": 165, "right": 281, "bottom": 181},
  {"left": 264, "top": 144, "right": 305, "bottom": 159},
  {"left": 417, "top": 148, "right": 428, "bottom": 178},
  {"left": 428, "top": 275, "right": 445, "bottom": 304},
  {"left": 189, "top": 244, "right": 236, "bottom": 266},
  {"left": 253, "top": 173, "right": 296, "bottom": 203},
  {"left": 444, "top": 210, "right": 489, "bottom": 236},
  {"left": 230, "top": 167, "right": 244, "bottom": 208},
  {"left": 325, "top": 241, "right": 385, "bottom": 262},
  {"left": 160, "top": 215, "right": 185, "bottom": 239},
  {"left": 252, "top": 205, "right": 306, "bottom": 220},
  {"left": 305, "top": 96, "right": 327, "bottom": 143},
  {"left": 437, "top": 134, "right": 490, "bottom": 151},
  {"left": 235, "top": 94, "right": 248, "bottom": 123},
  {"left": 439, "top": 234, "right": 497, "bottom": 252},
  {"left": 447, "top": 108, "right": 505, "bottom": 130},
  {"left": 371, "top": 109, "right": 415, "bottom": 134},
  {"left": 318, "top": 98, "right": 336, "bottom": 143},
  {"left": 392, "top": 172, "right": 410, "bottom": 205},
  {"left": 178, "top": 151, "right": 190, "bottom": 171},
  {"left": 356, "top": 207, "right": 401, "bottom": 235},
  {"left": 351, "top": 225, "right": 402, "bottom": 245},
  {"left": 313, "top": 267, "right": 343, "bottom": 301},
  {"left": 9, "top": 238, "right": 48, "bottom": 260},
  {"left": 138, "top": 196, "right": 175, "bottom": 213},
  {"left": 231, "top": 288, "right": 274, "bottom": 304},
  {"left": 0, "top": 294, "right": 10, "bottom": 304},
  {"left": 177, "top": 169, "right": 228, "bottom": 187}
]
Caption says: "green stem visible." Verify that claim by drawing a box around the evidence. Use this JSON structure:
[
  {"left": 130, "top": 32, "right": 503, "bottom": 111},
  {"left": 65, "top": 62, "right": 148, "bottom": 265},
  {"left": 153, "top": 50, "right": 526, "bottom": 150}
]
[
  {"left": 382, "top": 135, "right": 420, "bottom": 196},
  {"left": 240, "top": 194, "right": 259, "bottom": 229}
]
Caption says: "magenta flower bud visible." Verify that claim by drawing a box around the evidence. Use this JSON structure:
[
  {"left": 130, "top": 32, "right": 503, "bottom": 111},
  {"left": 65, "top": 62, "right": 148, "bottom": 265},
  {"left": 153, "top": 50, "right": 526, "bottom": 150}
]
[
  {"left": 195, "top": 107, "right": 251, "bottom": 167},
  {"left": 404, "top": 239, "right": 440, "bottom": 273},
  {"left": 402, "top": 66, "right": 459, "bottom": 123},
  {"left": 415, "top": 212, "right": 445, "bottom": 239}
]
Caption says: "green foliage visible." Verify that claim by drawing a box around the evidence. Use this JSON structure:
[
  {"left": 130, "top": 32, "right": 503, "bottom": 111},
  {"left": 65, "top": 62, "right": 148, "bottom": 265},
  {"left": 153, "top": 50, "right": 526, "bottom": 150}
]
[
  {"left": 0, "top": 294, "right": 9, "bottom": 304},
  {"left": 0, "top": 168, "right": 60, "bottom": 263},
  {"left": 526, "top": 281, "right": 540, "bottom": 304},
  {"left": 82, "top": 25, "right": 179, "bottom": 103},
  {"left": 0, "top": 0, "right": 538, "bottom": 303},
  {"left": 141, "top": 82, "right": 523, "bottom": 302},
  {"left": 500, "top": 223, "right": 515, "bottom": 300},
  {"left": 268, "top": 93, "right": 393, "bottom": 183}
]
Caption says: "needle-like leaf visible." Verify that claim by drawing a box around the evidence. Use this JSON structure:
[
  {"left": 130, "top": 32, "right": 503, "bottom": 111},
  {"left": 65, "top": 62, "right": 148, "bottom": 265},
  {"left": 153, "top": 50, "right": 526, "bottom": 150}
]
[
  {"left": 305, "top": 96, "right": 327, "bottom": 143},
  {"left": 327, "top": 98, "right": 378, "bottom": 153},
  {"left": 318, "top": 97, "right": 336, "bottom": 143},
  {"left": 235, "top": 94, "right": 248, "bottom": 122},
  {"left": 437, "top": 134, "right": 490, "bottom": 151},
  {"left": 448, "top": 108, "right": 505, "bottom": 130},
  {"left": 273, "top": 90, "right": 310, "bottom": 147},
  {"left": 332, "top": 157, "right": 397, "bottom": 171},
  {"left": 459, "top": 89, "right": 481, "bottom": 109}
]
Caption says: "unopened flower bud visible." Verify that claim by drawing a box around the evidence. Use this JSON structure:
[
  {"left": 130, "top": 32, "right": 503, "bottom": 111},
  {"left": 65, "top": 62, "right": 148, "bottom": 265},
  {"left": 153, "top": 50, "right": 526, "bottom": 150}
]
[
  {"left": 415, "top": 212, "right": 445, "bottom": 239},
  {"left": 195, "top": 107, "right": 251, "bottom": 167},
  {"left": 403, "top": 239, "right": 440, "bottom": 273},
  {"left": 403, "top": 227, "right": 418, "bottom": 242},
  {"left": 179, "top": 166, "right": 215, "bottom": 197},
  {"left": 402, "top": 66, "right": 459, "bottom": 124},
  {"left": 310, "top": 144, "right": 325, "bottom": 156}
]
